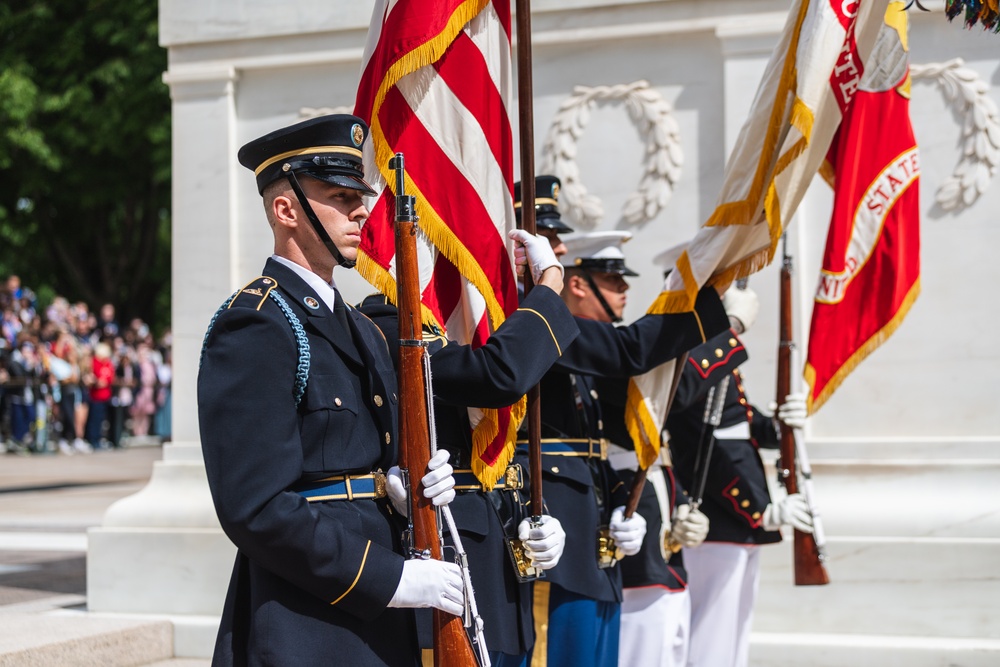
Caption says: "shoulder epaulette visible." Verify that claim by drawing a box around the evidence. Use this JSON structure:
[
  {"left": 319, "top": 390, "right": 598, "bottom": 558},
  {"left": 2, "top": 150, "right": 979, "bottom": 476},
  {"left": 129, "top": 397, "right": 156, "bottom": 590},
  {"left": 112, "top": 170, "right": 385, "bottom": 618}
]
[
  {"left": 227, "top": 276, "right": 278, "bottom": 310},
  {"left": 200, "top": 276, "right": 311, "bottom": 406}
]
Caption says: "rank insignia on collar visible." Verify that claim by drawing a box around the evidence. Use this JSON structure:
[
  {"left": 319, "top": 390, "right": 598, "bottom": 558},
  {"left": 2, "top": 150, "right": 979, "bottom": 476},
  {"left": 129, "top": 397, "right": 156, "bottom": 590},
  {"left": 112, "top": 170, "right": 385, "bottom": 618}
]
[{"left": 304, "top": 296, "right": 320, "bottom": 310}]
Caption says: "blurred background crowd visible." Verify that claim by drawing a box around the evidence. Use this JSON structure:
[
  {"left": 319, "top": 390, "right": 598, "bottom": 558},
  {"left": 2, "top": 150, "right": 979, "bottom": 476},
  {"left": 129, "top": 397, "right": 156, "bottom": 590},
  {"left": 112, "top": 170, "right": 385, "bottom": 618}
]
[{"left": 0, "top": 274, "right": 172, "bottom": 455}]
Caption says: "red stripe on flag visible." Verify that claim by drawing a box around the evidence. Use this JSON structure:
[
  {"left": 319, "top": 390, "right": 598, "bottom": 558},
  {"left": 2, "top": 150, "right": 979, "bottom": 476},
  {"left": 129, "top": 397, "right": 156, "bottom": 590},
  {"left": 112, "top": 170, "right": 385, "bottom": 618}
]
[
  {"left": 378, "top": 85, "right": 518, "bottom": 315},
  {"left": 360, "top": 193, "right": 395, "bottom": 270},
  {"left": 433, "top": 31, "right": 513, "bottom": 192},
  {"left": 355, "top": 0, "right": 469, "bottom": 120}
]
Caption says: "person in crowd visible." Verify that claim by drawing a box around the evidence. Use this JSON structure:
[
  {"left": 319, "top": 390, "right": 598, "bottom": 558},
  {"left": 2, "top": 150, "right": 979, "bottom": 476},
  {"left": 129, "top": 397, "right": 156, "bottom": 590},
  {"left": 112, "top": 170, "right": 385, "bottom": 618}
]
[
  {"left": 130, "top": 341, "right": 158, "bottom": 437},
  {"left": 83, "top": 341, "right": 114, "bottom": 451}
]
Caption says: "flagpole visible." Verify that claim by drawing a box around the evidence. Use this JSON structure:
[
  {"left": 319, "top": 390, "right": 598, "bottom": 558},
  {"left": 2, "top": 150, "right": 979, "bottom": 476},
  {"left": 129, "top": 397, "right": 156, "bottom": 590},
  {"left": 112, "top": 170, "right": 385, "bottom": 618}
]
[{"left": 514, "top": 0, "right": 544, "bottom": 525}]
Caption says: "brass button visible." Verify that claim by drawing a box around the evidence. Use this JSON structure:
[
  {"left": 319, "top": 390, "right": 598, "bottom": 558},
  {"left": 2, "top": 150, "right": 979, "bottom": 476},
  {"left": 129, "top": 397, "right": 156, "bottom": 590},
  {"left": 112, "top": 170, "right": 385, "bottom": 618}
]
[
  {"left": 385, "top": 432, "right": 391, "bottom": 444},
  {"left": 374, "top": 394, "right": 383, "bottom": 407},
  {"left": 334, "top": 397, "right": 342, "bottom": 407},
  {"left": 551, "top": 466, "right": 560, "bottom": 474},
  {"left": 729, "top": 338, "right": 737, "bottom": 347},
  {"left": 715, "top": 349, "right": 724, "bottom": 358},
  {"left": 752, "top": 512, "right": 761, "bottom": 520},
  {"left": 590, "top": 389, "right": 599, "bottom": 399},
  {"left": 597, "top": 419, "right": 604, "bottom": 431},
  {"left": 739, "top": 398, "right": 748, "bottom": 405},
  {"left": 741, "top": 500, "right": 750, "bottom": 508},
  {"left": 730, "top": 488, "right": 740, "bottom": 496},
  {"left": 701, "top": 359, "right": 710, "bottom": 369}
]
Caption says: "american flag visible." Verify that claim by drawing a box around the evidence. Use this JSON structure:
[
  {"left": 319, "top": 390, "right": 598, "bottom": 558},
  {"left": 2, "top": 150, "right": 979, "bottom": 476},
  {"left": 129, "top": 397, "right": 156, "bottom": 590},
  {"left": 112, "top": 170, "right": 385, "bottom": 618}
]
[{"left": 354, "top": 0, "right": 522, "bottom": 488}]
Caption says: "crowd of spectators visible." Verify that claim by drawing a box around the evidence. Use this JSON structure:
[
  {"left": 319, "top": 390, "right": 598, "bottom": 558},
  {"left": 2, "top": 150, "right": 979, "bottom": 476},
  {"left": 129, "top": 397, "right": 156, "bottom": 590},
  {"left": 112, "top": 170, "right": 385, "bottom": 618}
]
[{"left": 0, "top": 274, "right": 172, "bottom": 455}]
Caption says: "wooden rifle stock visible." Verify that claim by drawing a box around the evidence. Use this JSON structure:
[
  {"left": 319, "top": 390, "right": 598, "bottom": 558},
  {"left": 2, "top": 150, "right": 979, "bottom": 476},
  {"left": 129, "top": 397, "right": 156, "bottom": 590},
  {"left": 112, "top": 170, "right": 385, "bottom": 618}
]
[
  {"left": 776, "top": 245, "right": 829, "bottom": 587},
  {"left": 390, "top": 154, "right": 479, "bottom": 666}
]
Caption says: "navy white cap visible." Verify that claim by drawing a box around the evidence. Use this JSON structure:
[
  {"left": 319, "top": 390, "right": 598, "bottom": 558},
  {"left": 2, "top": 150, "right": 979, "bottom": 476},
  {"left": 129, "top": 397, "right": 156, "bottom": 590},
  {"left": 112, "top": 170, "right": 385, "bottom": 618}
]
[{"left": 561, "top": 231, "right": 639, "bottom": 276}]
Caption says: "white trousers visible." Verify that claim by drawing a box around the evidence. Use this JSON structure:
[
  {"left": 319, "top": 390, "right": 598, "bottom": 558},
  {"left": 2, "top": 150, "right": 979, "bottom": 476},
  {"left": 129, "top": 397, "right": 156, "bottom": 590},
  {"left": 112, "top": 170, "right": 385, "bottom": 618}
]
[
  {"left": 619, "top": 587, "right": 691, "bottom": 667},
  {"left": 684, "top": 542, "right": 761, "bottom": 667}
]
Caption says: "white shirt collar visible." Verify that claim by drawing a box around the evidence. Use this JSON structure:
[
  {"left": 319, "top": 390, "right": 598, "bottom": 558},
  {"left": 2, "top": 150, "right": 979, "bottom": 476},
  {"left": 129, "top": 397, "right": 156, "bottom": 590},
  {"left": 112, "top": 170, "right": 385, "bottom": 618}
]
[{"left": 270, "top": 254, "right": 339, "bottom": 312}]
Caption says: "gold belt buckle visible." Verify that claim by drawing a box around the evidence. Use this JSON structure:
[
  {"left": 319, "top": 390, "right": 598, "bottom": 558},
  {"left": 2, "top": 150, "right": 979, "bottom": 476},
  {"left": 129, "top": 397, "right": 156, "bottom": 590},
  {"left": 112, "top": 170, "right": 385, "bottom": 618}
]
[
  {"left": 373, "top": 472, "right": 387, "bottom": 499},
  {"left": 598, "top": 438, "right": 609, "bottom": 460},
  {"left": 502, "top": 464, "right": 524, "bottom": 491},
  {"left": 597, "top": 526, "right": 623, "bottom": 569}
]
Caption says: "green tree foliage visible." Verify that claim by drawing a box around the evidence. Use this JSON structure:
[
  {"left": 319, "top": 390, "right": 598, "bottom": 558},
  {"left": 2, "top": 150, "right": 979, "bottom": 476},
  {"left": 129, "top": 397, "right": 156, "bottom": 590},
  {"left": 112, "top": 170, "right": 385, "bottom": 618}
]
[{"left": 0, "top": 1, "right": 170, "bottom": 333}]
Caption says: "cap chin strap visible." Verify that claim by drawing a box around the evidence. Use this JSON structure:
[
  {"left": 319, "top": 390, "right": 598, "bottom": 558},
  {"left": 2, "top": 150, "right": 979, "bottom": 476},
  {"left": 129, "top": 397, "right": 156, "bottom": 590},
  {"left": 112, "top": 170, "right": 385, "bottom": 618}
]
[
  {"left": 582, "top": 271, "right": 622, "bottom": 324},
  {"left": 285, "top": 171, "right": 356, "bottom": 270}
]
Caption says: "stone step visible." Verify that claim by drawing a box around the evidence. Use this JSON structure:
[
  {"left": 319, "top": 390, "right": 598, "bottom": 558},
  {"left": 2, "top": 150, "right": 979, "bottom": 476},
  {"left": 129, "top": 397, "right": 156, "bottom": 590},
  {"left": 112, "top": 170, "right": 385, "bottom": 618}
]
[
  {"left": 749, "top": 535, "right": 1000, "bottom": 666},
  {"left": 751, "top": 632, "right": 1000, "bottom": 667},
  {"left": 0, "top": 612, "right": 172, "bottom": 667}
]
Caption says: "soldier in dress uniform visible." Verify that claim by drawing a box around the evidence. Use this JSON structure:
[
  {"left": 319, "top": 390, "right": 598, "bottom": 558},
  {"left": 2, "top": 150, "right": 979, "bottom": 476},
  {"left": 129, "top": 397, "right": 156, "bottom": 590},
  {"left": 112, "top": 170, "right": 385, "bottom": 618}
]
[
  {"left": 518, "top": 227, "right": 731, "bottom": 667},
  {"left": 358, "top": 229, "right": 578, "bottom": 666},
  {"left": 665, "top": 281, "right": 812, "bottom": 667},
  {"left": 198, "top": 114, "right": 463, "bottom": 666},
  {"left": 596, "top": 305, "right": 710, "bottom": 667}
]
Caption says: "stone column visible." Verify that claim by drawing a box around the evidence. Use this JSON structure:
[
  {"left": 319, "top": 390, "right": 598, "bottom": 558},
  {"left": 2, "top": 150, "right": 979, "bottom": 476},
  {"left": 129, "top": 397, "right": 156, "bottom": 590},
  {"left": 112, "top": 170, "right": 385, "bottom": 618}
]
[{"left": 86, "top": 65, "right": 242, "bottom": 660}]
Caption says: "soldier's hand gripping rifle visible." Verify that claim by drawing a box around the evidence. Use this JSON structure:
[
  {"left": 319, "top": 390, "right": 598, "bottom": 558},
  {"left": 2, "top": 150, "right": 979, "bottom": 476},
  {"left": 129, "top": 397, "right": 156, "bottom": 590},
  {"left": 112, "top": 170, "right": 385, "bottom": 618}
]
[
  {"left": 390, "top": 154, "right": 483, "bottom": 666},
  {"left": 775, "top": 236, "right": 829, "bottom": 586}
]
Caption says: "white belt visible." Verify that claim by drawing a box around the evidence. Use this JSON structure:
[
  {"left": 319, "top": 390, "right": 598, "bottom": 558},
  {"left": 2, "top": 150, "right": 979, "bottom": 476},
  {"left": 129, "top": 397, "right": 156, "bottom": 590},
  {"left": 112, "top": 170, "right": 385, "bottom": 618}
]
[
  {"left": 714, "top": 422, "right": 751, "bottom": 440},
  {"left": 607, "top": 444, "right": 641, "bottom": 471},
  {"left": 606, "top": 443, "right": 670, "bottom": 472}
]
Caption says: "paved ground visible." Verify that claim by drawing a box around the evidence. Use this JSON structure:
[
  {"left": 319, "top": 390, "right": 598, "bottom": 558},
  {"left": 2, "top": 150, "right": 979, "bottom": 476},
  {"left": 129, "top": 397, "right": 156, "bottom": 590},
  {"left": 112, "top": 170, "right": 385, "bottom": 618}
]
[{"left": 0, "top": 446, "right": 160, "bottom": 611}]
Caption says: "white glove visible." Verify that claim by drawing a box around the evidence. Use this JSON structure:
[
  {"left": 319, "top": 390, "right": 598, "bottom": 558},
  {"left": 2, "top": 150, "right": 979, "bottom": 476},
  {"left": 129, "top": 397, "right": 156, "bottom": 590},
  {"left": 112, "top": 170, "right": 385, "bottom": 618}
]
[
  {"left": 387, "top": 559, "right": 464, "bottom": 616},
  {"left": 609, "top": 506, "right": 647, "bottom": 557},
  {"left": 721, "top": 287, "right": 760, "bottom": 334},
  {"left": 517, "top": 515, "right": 565, "bottom": 570},
  {"left": 762, "top": 493, "right": 814, "bottom": 533},
  {"left": 777, "top": 392, "right": 808, "bottom": 430},
  {"left": 669, "top": 504, "right": 710, "bottom": 549},
  {"left": 385, "top": 449, "right": 456, "bottom": 516},
  {"left": 509, "top": 229, "right": 563, "bottom": 283}
]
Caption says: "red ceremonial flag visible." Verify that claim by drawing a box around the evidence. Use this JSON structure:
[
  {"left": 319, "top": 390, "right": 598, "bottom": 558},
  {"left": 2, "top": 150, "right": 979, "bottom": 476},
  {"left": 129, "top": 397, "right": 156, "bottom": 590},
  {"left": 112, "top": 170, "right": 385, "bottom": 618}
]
[
  {"left": 804, "top": 5, "right": 921, "bottom": 414},
  {"left": 354, "top": 0, "right": 521, "bottom": 487}
]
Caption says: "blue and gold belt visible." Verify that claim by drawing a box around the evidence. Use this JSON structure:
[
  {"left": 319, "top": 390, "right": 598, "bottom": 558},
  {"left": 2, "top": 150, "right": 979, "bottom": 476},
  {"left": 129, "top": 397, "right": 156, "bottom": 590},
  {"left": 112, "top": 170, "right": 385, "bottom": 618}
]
[
  {"left": 515, "top": 438, "right": 609, "bottom": 460},
  {"left": 292, "top": 472, "right": 387, "bottom": 502},
  {"left": 453, "top": 464, "right": 524, "bottom": 492}
]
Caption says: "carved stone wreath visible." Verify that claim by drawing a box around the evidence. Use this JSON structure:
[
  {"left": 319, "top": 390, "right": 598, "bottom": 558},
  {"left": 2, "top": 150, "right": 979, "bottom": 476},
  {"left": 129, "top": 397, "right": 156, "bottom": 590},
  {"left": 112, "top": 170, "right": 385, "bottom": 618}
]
[
  {"left": 911, "top": 59, "right": 1000, "bottom": 211},
  {"left": 539, "top": 80, "right": 683, "bottom": 229}
]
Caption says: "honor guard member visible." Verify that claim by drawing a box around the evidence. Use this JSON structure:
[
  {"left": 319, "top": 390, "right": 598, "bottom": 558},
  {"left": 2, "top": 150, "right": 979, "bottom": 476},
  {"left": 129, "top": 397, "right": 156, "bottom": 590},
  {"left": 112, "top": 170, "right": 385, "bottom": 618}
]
[
  {"left": 199, "top": 114, "right": 462, "bottom": 667},
  {"left": 520, "top": 229, "right": 731, "bottom": 667},
  {"left": 359, "top": 229, "right": 578, "bottom": 666},
  {"left": 666, "top": 283, "right": 812, "bottom": 667}
]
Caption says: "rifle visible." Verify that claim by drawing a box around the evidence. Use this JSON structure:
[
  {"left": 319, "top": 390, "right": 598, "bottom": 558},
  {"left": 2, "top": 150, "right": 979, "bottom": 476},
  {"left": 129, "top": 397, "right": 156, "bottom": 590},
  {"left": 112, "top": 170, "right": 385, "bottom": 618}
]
[
  {"left": 776, "top": 236, "right": 830, "bottom": 586},
  {"left": 390, "top": 154, "right": 481, "bottom": 666}
]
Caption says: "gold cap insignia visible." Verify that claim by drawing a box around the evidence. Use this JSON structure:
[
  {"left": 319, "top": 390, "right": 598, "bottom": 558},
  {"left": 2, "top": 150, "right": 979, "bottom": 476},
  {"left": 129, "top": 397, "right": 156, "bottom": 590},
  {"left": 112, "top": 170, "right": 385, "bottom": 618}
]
[
  {"left": 552, "top": 183, "right": 560, "bottom": 200},
  {"left": 351, "top": 123, "right": 364, "bottom": 147}
]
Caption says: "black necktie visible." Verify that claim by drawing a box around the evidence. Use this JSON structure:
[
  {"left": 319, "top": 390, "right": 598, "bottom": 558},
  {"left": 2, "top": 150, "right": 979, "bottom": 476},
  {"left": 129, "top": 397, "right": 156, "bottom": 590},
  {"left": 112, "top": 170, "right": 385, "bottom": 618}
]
[{"left": 332, "top": 290, "right": 351, "bottom": 332}]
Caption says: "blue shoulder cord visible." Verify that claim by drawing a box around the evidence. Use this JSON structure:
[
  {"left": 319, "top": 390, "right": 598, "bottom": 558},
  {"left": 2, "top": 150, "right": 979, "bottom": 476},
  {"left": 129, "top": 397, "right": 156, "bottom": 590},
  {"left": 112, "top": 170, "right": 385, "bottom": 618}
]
[{"left": 200, "top": 289, "right": 311, "bottom": 406}]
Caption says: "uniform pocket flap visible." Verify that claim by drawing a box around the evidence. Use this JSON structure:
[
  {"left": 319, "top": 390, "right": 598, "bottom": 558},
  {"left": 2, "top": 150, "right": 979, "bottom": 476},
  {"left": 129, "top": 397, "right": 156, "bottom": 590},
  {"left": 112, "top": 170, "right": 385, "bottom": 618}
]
[{"left": 302, "top": 376, "right": 358, "bottom": 414}]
